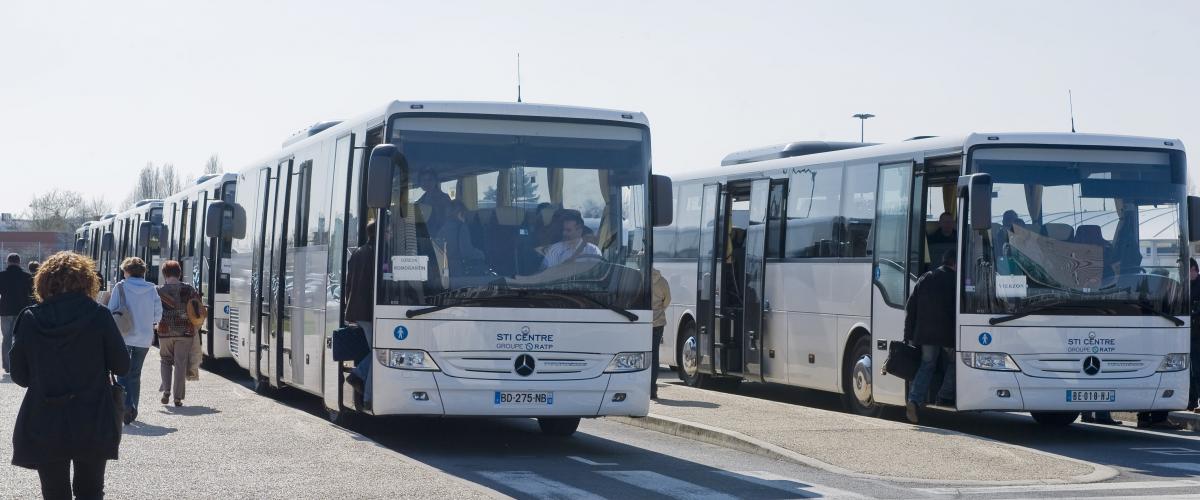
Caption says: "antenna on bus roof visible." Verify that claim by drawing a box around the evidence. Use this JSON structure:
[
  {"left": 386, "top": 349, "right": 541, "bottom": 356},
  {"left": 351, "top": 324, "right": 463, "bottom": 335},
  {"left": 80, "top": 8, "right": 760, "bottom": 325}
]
[
  {"left": 1068, "top": 89, "right": 1076, "bottom": 133},
  {"left": 516, "top": 53, "right": 523, "bottom": 103}
]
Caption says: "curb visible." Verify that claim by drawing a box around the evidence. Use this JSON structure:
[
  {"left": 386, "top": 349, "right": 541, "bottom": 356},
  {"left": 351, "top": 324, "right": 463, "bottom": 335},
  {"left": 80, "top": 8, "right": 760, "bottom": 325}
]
[{"left": 610, "top": 413, "right": 1119, "bottom": 486}]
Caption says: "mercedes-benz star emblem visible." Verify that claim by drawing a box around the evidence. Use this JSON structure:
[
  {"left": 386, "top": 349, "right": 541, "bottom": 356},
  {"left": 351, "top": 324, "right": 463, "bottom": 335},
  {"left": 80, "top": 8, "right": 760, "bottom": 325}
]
[
  {"left": 514, "top": 354, "right": 536, "bottom": 377},
  {"left": 1082, "top": 356, "right": 1101, "bottom": 376}
]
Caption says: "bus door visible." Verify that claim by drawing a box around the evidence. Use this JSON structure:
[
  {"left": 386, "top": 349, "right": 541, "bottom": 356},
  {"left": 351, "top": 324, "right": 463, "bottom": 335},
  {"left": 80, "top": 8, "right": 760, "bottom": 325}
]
[
  {"left": 870, "top": 160, "right": 920, "bottom": 406},
  {"left": 742, "top": 178, "right": 771, "bottom": 380},
  {"left": 266, "top": 159, "right": 296, "bottom": 388},
  {"left": 695, "top": 183, "right": 723, "bottom": 376}
]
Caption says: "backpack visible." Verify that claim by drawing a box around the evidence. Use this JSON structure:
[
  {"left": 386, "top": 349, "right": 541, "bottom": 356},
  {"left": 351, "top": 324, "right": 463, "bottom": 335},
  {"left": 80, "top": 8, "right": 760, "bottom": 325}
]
[{"left": 110, "top": 282, "right": 135, "bottom": 335}]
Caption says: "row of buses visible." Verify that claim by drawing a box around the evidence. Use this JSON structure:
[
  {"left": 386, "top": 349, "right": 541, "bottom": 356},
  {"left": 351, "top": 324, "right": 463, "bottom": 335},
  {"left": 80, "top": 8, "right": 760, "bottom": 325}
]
[
  {"left": 78, "top": 101, "right": 670, "bottom": 435},
  {"left": 77, "top": 99, "right": 1197, "bottom": 431}
]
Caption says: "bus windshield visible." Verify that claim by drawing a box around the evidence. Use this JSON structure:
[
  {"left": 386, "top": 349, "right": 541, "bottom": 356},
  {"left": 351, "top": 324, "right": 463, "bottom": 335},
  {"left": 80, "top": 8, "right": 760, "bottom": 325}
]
[
  {"left": 377, "top": 116, "right": 651, "bottom": 311},
  {"left": 962, "top": 146, "right": 1189, "bottom": 317}
]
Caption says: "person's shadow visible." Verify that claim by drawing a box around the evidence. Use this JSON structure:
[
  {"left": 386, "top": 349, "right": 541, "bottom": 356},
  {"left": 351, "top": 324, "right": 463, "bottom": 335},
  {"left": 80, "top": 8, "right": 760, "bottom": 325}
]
[
  {"left": 123, "top": 421, "right": 177, "bottom": 437},
  {"left": 161, "top": 405, "right": 220, "bottom": 417}
]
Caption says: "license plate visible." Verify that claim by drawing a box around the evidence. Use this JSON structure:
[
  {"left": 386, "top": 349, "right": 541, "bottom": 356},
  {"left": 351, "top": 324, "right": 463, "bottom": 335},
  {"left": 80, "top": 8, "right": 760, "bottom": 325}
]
[
  {"left": 1066, "top": 390, "right": 1115, "bottom": 402},
  {"left": 494, "top": 391, "right": 554, "bottom": 406}
]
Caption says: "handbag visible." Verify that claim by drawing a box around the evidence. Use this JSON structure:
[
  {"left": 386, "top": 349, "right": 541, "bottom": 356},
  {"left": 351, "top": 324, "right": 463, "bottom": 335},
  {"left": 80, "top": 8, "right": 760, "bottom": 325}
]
[
  {"left": 331, "top": 324, "right": 369, "bottom": 362},
  {"left": 109, "top": 372, "right": 126, "bottom": 434},
  {"left": 111, "top": 282, "right": 135, "bottom": 335},
  {"left": 882, "top": 340, "right": 921, "bottom": 381}
]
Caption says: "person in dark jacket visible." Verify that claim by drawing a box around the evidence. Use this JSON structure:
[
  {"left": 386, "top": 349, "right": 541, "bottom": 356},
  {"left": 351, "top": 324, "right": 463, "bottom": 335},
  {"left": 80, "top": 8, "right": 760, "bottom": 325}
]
[
  {"left": 1, "top": 252, "right": 35, "bottom": 374},
  {"left": 344, "top": 220, "right": 377, "bottom": 408},
  {"left": 10, "top": 251, "right": 130, "bottom": 499},
  {"left": 904, "top": 249, "right": 957, "bottom": 424},
  {"left": 1190, "top": 258, "right": 1200, "bottom": 413}
]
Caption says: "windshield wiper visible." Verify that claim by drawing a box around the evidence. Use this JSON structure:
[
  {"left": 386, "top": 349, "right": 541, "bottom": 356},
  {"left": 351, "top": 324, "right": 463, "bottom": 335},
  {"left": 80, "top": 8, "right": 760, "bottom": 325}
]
[
  {"left": 989, "top": 298, "right": 1185, "bottom": 326},
  {"left": 532, "top": 290, "right": 638, "bottom": 322},
  {"left": 1133, "top": 300, "right": 1185, "bottom": 326},
  {"left": 988, "top": 300, "right": 1072, "bottom": 325},
  {"left": 405, "top": 292, "right": 521, "bottom": 318}
]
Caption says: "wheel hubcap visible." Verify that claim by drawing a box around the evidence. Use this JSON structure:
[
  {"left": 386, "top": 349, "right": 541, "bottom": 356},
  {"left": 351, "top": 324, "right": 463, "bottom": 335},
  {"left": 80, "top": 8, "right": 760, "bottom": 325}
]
[
  {"left": 682, "top": 335, "right": 699, "bottom": 377},
  {"left": 852, "top": 354, "right": 873, "bottom": 405}
]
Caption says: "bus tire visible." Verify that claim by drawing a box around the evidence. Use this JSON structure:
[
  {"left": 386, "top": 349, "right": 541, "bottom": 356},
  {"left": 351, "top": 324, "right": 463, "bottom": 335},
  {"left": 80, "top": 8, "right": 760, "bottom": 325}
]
[
  {"left": 538, "top": 417, "right": 581, "bottom": 436},
  {"left": 1030, "top": 411, "right": 1079, "bottom": 426},
  {"left": 676, "top": 323, "right": 706, "bottom": 387},
  {"left": 842, "top": 334, "right": 882, "bottom": 417}
]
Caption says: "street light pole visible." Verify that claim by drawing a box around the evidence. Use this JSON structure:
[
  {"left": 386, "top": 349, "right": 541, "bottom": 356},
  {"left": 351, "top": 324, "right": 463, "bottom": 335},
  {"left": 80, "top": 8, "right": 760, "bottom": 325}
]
[{"left": 852, "top": 113, "right": 875, "bottom": 142}]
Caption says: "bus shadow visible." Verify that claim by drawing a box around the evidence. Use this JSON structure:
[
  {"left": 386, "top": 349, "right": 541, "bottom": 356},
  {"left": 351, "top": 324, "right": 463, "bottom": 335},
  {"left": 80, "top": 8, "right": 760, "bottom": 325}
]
[{"left": 653, "top": 398, "right": 720, "bottom": 409}]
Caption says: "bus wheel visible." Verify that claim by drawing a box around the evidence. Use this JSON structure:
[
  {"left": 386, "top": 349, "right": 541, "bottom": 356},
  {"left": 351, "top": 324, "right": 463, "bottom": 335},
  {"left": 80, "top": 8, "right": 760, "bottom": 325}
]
[
  {"left": 538, "top": 417, "right": 581, "bottom": 436},
  {"left": 1031, "top": 411, "right": 1080, "bottom": 426},
  {"left": 677, "top": 324, "right": 705, "bottom": 387},
  {"left": 842, "top": 335, "right": 882, "bottom": 417}
]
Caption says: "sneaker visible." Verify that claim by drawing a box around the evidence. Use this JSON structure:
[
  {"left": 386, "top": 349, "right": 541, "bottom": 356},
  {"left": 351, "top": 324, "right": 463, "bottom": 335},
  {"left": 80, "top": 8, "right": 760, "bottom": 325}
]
[
  {"left": 905, "top": 401, "right": 919, "bottom": 424},
  {"left": 174, "top": 400, "right": 183, "bottom": 407},
  {"left": 161, "top": 393, "right": 169, "bottom": 404}
]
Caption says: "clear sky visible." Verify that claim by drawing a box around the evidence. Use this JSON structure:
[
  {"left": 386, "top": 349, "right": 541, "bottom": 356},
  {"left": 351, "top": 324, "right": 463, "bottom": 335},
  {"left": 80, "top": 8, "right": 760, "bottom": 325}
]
[{"left": 2, "top": 0, "right": 1197, "bottom": 216}]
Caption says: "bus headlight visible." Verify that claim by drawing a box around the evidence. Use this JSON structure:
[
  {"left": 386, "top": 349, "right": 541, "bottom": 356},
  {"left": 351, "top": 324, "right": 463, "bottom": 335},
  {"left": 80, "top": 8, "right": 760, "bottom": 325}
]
[
  {"left": 376, "top": 349, "right": 440, "bottom": 371},
  {"left": 605, "top": 352, "right": 647, "bottom": 373},
  {"left": 961, "top": 352, "right": 1021, "bottom": 372},
  {"left": 1157, "top": 353, "right": 1189, "bottom": 372}
]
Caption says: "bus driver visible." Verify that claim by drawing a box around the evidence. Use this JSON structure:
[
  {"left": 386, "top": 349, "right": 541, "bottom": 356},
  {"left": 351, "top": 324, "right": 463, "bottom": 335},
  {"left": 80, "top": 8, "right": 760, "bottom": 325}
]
[{"left": 541, "top": 211, "right": 600, "bottom": 269}]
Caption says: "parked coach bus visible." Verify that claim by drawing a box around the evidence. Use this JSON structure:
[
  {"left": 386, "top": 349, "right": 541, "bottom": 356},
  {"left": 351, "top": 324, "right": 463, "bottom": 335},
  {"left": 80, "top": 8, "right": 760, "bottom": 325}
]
[
  {"left": 654, "top": 133, "right": 1197, "bottom": 425},
  {"left": 205, "top": 101, "right": 672, "bottom": 435}
]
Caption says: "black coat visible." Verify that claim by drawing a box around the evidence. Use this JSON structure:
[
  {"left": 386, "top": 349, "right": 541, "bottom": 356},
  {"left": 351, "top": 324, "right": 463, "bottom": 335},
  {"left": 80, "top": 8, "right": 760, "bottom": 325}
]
[
  {"left": 10, "top": 292, "right": 130, "bottom": 469},
  {"left": 344, "top": 243, "right": 375, "bottom": 323},
  {"left": 0, "top": 264, "right": 33, "bottom": 315},
  {"left": 903, "top": 265, "right": 957, "bottom": 348}
]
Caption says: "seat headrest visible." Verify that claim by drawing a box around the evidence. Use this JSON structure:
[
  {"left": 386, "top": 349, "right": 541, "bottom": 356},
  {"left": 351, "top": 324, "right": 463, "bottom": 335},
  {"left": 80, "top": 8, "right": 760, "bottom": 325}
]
[
  {"left": 1074, "top": 225, "right": 1105, "bottom": 245},
  {"left": 540, "top": 205, "right": 560, "bottom": 225},
  {"left": 494, "top": 206, "right": 525, "bottom": 226},
  {"left": 1044, "top": 223, "right": 1073, "bottom": 241}
]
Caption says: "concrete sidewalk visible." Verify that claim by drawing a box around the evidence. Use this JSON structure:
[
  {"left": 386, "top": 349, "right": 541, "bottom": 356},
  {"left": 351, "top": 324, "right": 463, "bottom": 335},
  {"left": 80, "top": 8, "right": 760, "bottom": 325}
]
[
  {"left": 613, "top": 382, "right": 1115, "bottom": 485},
  {"left": 0, "top": 350, "right": 503, "bottom": 499}
]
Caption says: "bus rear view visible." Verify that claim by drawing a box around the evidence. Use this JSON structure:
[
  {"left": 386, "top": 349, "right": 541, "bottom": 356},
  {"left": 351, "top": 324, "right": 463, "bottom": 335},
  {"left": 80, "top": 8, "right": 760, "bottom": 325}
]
[{"left": 957, "top": 137, "right": 1194, "bottom": 424}]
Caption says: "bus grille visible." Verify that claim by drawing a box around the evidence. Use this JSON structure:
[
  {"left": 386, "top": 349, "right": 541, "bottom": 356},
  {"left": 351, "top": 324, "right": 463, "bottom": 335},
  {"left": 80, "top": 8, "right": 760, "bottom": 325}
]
[{"left": 227, "top": 306, "right": 240, "bottom": 356}]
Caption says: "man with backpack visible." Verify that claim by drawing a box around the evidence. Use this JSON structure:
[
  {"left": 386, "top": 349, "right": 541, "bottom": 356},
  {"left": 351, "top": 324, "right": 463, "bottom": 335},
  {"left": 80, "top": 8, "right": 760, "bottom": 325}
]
[{"left": 0, "top": 253, "right": 33, "bottom": 375}]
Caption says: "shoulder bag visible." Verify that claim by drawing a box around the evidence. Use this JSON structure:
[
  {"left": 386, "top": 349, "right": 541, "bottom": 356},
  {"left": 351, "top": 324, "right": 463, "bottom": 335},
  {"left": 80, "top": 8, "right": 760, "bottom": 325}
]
[{"left": 110, "top": 282, "right": 135, "bottom": 335}]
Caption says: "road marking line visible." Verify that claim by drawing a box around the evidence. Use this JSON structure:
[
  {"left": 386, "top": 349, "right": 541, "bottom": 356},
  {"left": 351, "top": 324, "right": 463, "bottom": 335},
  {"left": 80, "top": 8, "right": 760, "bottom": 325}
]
[
  {"left": 567, "top": 455, "right": 617, "bottom": 466},
  {"left": 919, "top": 479, "right": 1200, "bottom": 495},
  {"left": 599, "top": 470, "right": 738, "bottom": 500},
  {"left": 1154, "top": 463, "right": 1200, "bottom": 474},
  {"left": 989, "top": 495, "right": 1200, "bottom": 500},
  {"left": 1133, "top": 447, "right": 1200, "bottom": 455},
  {"left": 717, "top": 470, "right": 865, "bottom": 499},
  {"left": 477, "top": 471, "right": 606, "bottom": 500}
]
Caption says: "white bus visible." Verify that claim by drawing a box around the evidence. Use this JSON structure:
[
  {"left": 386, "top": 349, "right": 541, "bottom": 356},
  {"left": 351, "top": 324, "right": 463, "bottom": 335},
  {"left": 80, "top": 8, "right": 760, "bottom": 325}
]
[
  {"left": 206, "top": 101, "right": 671, "bottom": 434},
  {"left": 655, "top": 133, "right": 1195, "bottom": 425},
  {"left": 109, "top": 199, "right": 165, "bottom": 284},
  {"left": 160, "top": 173, "right": 239, "bottom": 361}
]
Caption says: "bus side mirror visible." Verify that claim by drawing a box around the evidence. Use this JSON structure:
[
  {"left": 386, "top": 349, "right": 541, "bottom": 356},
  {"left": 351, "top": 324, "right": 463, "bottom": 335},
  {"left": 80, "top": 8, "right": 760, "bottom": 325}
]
[
  {"left": 205, "top": 201, "right": 248, "bottom": 239},
  {"left": 958, "top": 173, "right": 993, "bottom": 231},
  {"left": 366, "top": 144, "right": 407, "bottom": 216},
  {"left": 101, "top": 232, "right": 114, "bottom": 252},
  {"left": 1189, "top": 196, "right": 1200, "bottom": 243},
  {"left": 652, "top": 175, "right": 673, "bottom": 227}
]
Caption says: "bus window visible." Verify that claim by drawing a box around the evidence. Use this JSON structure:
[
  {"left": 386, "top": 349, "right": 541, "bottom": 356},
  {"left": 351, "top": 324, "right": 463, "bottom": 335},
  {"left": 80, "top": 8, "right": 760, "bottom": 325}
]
[
  {"left": 674, "top": 183, "right": 702, "bottom": 258},
  {"left": 785, "top": 164, "right": 844, "bottom": 258},
  {"left": 842, "top": 163, "right": 877, "bottom": 258}
]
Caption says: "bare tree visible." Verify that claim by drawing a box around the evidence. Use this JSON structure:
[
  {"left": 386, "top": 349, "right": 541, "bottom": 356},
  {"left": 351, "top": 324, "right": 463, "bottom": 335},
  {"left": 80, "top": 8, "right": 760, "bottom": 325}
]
[
  {"left": 120, "top": 162, "right": 186, "bottom": 210},
  {"left": 26, "top": 189, "right": 85, "bottom": 232},
  {"left": 203, "top": 154, "right": 222, "bottom": 175},
  {"left": 158, "top": 163, "right": 182, "bottom": 198}
]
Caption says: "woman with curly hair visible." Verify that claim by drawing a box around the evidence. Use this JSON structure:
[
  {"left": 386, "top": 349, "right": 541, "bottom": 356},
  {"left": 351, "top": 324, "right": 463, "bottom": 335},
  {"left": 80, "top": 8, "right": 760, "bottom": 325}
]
[{"left": 9, "top": 251, "right": 130, "bottom": 499}]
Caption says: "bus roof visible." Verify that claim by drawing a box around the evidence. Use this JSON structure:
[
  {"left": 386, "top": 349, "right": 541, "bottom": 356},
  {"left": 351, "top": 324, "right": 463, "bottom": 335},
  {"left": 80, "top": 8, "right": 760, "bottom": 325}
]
[{"left": 677, "top": 132, "right": 1185, "bottom": 183}]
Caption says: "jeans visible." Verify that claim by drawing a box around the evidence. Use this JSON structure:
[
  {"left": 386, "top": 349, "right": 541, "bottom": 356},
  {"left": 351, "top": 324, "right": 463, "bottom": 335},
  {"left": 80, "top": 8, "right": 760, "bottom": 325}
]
[
  {"left": 352, "top": 322, "right": 373, "bottom": 403},
  {"left": 118, "top": 346, "right": 149, "bottom": 413},
  {"left": 651, "top": 326, "right": 664, "bottom": 396},
  {"left": 1, "top": 315, "right": 14, "bottom": 373},
  {"left": 37, "top": 459, "right": 107, "bottom": 500},
  {"left": 908, "top": 345, "right": 955, "bottom": 405}
]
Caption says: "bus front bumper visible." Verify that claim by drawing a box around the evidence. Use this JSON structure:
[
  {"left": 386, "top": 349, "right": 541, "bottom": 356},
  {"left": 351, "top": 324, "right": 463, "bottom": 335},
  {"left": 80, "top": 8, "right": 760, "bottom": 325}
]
[
  {"left": 369, "top": 369, "right": 651, "bottom": 418},
  {"left": 956, "top": 367, "right": 1189, "bottom": 412}
]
